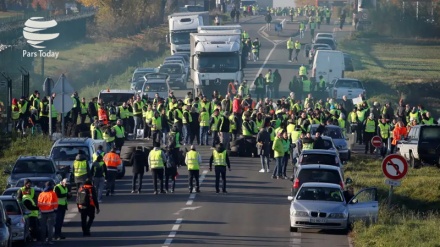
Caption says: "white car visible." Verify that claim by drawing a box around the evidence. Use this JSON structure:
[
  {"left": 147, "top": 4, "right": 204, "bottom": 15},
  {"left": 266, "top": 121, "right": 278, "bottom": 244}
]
[{"left": 288, "top": 182, "right": 378, "bottom": 232}]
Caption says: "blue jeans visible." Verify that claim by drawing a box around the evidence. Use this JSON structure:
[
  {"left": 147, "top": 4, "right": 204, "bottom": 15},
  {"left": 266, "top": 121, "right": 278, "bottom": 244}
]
[
  {"left": 200, "top": 126, "right": 209, "bottom": 145},
  {"left": 162, "top": 130, "right": 169, "bottom": 145},
  {"left": 260, "top": 155, "right": 270, "bottom": 170},
  {"left": 183, "top": 125, "right": 191, "bottom": 144},
  {"left": 272, "top": 157, "right": 283, "bottom": 177},
  {"left": 265, "top": 85, "right": 272, "bottom": 98},
  {"left": 133, "top": 116, "right": 143, "bottom": 136}
]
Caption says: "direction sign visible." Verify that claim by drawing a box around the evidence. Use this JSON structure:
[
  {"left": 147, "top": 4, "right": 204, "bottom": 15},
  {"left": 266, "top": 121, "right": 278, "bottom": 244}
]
[
  {"left": 385, "top": 179, "right": 401, "bottom": 187},
  {"left": 382, "top": 154, "right": 408, "bottom": 180},
  {"left": 371, "top": 135, "right": 382, "bottom": 148},
  {"left": 53, "top": 94, "right": 73, "bottom": 113}
]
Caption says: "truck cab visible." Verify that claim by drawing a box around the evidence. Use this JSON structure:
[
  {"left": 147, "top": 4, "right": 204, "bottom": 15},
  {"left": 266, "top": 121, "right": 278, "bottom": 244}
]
[{"left": 168, "top": 11, "right": 209, "bottom": 54}]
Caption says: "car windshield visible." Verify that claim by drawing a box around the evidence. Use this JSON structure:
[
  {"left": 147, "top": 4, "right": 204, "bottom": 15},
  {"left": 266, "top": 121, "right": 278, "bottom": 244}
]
[
  {"left": 197, "top": 52, "right": 240, "bottom": 72},
  {"left": 51, "top": 146, "right": 90, "bottom": 162},
  {"left": 1, "top": 200, "right": 21, "bottom": 216},
  {"left": 143, "top": 83, "right": 168, "bottom": 93},
  {"left": 298, "top": 169, "right": 342, "bottom": 184},
  {"left": 301, "top": 154, "right": 339, "bottom": 166},
  {"left": 296, "top": 187, "right": 344, "bottom": 202},
  {"left": 99, "top": 93, "right": 134, "bottom": 105},
  {"left": 159, "top": 65, "right": 183, "bottom": 75},
  {"left": 171, "top": 29, "right": 196, "bottom": 45},
  {"left": 420, "top": 127, "right": 440, "bottom": 141},
  {"left": 12, "top": 160, "right": 55, "bottom": 174},
  {"left": 334, "top": 80, "right": 363, "bottom": 88},
  {"left": 325, "top": 128, "right": 344, "bottom": 139},
  {"left": 317, "top": 34, "right": 333, "bottom": 39},
  {"left": 15, "top": 179, "right": 53, "bottom": 188},
  {"left": 133, "top": 71, "right": 154, "bottom": 81},
  {"left": 315, "top": 39, "right": 335, "bottom": 48}
]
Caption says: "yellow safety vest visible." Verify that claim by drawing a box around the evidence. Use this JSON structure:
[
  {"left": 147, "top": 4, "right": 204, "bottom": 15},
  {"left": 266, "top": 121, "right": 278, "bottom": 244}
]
[
  {"left": 22, "top": 198, "right": 39, "bottom": 218},
  {"left": 409, "top": 112, "right": 418, "bottom": 122},
  {"left": 80, "top": 103, "right": 87, "bottom": 114},
  {"left": 213, "top": 150, "right": 227, "bottom": 166},
  {"left": 302, "top": 142, "right": 313, "bottom": 150},
  {"left": 273, "top": 137, "right": 284, "bottom": 158},
  {"left": 291, "top": 130, "right": 302, "bottom": 143},
  {"left": 73, "top": 160, "right": 88, "bottom": 177},
  {"left": 113, "top": 125, "right": 125, "bottom": 138},
  {"left": 151, "top": 116, "right": 162, "bottom": 131},
  {"left": 174, "top": 108, "right": 183, "bottom": 123},
  {"left": 265, "top": 73, "right": 273, "bottom": 84},
  {"left": 211, "top": 115, "right": 220, "bottom": 131},
  {"left": 93, "top": 128, "right": 103, "bottom": 140},
  {"left": 299, "top": 66, "right": 307, "bottom": 76},
  {"left": 303, "top": 79, "right": 311, "bottom": 93},
  {"left": 242, "top": 121, "right": 255, "bottom": 136},
  {"left": 200, "top": 112, "right": 210, "bottom": 127},
  {"left": 103, "top": 131, "right": 115, "bottom": 143},
  {"left": 11, "top": 106, "right": 20, "bottom": 120},
  {"left": 378, "top": 123, "right": 390, "bottom": 138},
  {"left": 119, "top": 106, "right": 129, "bottom": 119},
  {"left": 51, "top": 104, "right": 58, "bottom": 118},
  {"left": 149, "top": 150, "right": 164, "bottom": 169},
  {"left": 422, "top": 118, "right": 434, "bottom": 125},
  {"left": 133, "top": 102, "right": 143, "bottom": 115},
  {"left": 365, "top": 119, "right": 376, "bottom": 133},
  {"left": 357, "top": 110, "right": 366, "bottom": 122},
  {"left": 287, "top": 40, "right": 294, "bottom": 49},
  {"left": 294, "top": 41, "right": 301, "bottom": 49},
  {"left": 183, "top": 111, "right": 192, "bottom": 124},
  {"left": 229, "top": 115, "right": 236, "bottom": 132},
  {"left": 54, "top": 184, "right": 68, "bottom": 206},
  {"left": 186, "top": 150, "right": 200, "bottom": 170},
  {"left": 20, "top": 187, "right": 35, "bottom": 201},
  {"left": 39, "top": 102, "right": 49, "bottom": 117}
]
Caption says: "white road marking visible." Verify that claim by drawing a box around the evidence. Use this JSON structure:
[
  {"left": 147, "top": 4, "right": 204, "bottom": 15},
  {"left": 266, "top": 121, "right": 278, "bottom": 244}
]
[
  {"left": 162, "top": 170, "right": 208, "bottom": 246},
  {"left": 290, "top": 232, "right": 301, "bottom": 246}
]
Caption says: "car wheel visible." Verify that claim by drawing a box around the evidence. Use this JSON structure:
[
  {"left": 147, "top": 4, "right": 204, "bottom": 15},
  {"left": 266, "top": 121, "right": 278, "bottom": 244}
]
[
  {"left": 410, "top": 152, "right": 421, "bottom": 169},
  {"left": 290, "top": 226, "right": 298, "bottom": 232}
]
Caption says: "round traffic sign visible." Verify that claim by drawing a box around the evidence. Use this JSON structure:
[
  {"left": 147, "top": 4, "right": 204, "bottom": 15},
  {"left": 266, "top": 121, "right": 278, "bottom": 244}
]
[
  {"left": 371, "top": 135, "right": 382, "bottom": 148},
  {"left": 382, "top": 154, "right": 408, "bottom": 180}
]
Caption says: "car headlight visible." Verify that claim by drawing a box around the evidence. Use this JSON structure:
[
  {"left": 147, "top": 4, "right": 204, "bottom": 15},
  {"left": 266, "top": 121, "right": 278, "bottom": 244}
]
[
  {"left": 15, "top": 222, "right": 25, "bottom": 228},
  {"left": 291, "top": 211, "right": 308, "bottom": 217},
  {"left": 328, "top": 212, "right": 347, "bottom": 218}
]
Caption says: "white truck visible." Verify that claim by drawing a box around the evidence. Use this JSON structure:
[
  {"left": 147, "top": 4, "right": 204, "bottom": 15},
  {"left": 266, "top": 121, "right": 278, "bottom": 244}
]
[
  {"left": 312, "top": 50, "right": 345, "bottom": 85},
  {"left": 167, "top": 11, "right": 209, "bottom": 54},
  {"left": 190, "top": 32, "right": 243, "bottom": 96},
  {"left": 197, "top": 25, "right": 242, "bottom": 34}
]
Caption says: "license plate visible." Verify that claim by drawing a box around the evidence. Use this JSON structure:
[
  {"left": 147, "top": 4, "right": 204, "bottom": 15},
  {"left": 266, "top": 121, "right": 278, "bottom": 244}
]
[{"left": 310, "top": 218, "right": 327, "bottom": 223}]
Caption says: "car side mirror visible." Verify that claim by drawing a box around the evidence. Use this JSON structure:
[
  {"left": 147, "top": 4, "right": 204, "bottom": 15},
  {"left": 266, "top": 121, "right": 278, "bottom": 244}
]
[
  {"left": 6, "top": 217, "right": 11, "bottom": 226},
  {"left": 350, "top": 198, "right": 358, "bottom": 204},
  {"left": 3, "top": 170, "right": 10, "bottom": 175},
  {"left": 345, "top": 177, "right": 353, "bottom": 185},
  {"left": 287, "top": 196, "right": 294, "bottom": 201}
]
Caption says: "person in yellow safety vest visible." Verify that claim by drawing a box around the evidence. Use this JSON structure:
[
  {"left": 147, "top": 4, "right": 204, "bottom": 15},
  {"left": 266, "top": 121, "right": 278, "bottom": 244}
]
[
  {"left": 112, "top": 119, "right": 125, "bottom": 150},
  {"left": 299, "top": 21, "right": 305, "bottom": 39},
  {"left": 92, "top": 122, "right": 103, "bottom": 140},
  {"left": 54, "top": 178, "right": 70, "bottom": 240},
  {"left": 238, "top": 81, "right": 249, "bottom": 97},
  {"left": 92, "top": 145, "right": 106, "bottom": 162},
  {"left": 209, "top": 109, "right": 221, "bottom": 147},
  {"left": 200, "top": 96, "right": 211, "bottom": 115},
  {"left": 301, "top": 132, "right": 314, "bottom": 152},
  {"left": 144, "top": 105, "right": 154, "bottom": 139},
  {"left": 209, "top": 143, "right": 231, "bottom": 193},
  {"left": 299, "top": 64, "right": 307, "bottom": 77},
  {"left": 108, "top": 103, "right": 118, "bottom": 125},
  {"left": 103, "top": 124, "right": 116, "bottom": 151},
  {"left": 377, "top": 116, "right": 390, "bottom": 158},
  {"left": 290, "top": 126, "right": 302, "bottom": 143},
  {"left": 422, "top": 112, "right": 436, "bottom": 125},
  {"left": 79, "top": 97, "right": 88, "bottom": 124},
  {"left": 17, "top": 179, "right": 40, "bottom": 240},
  {"left": 294, "top": 40, "right": 301, "bottom": 61},
  {"left": 272, "top": 131, "right": 285, "bottom": 178},
  {"left": 73, "top": 150, "right": 91, "bottom": 190},
  {"left": 318, "top": 75, "right": 326, "bottom": 91},
  {"left": 199, "top": 108, "right": 210, "bottom": 145},
  {"left": 229, "top": 113, "right": 237, "bottom": 140},
  {"left": 286, "top": 119, "right": 295, "bottom": 137},
  {"left": 265, "top": 69, "right": 274, "bottom": 98},
  {"left": 242, "top": 116, "right": 257, "bottom": 137},
  {"left": 186, "top": 145, "right": 202, "bottom": 193},
  {"left": 173, "top": 102, "right": 184, "bottom": 131},
  {"left": 281, "top": 131, "right": 291, "bottom": 178},
  {"left": 338, "top": 113, "right": 346, "bottom": 137},
  {"left": 50, "top": 98, "right": 58, "bottom": 133},
  {"left": 287, "top": 38, "right": 294, "bottom": 62},
  {"left": 11, "top": 98, "right": 20, "bottom": 124},
  {"left": 325, "top": 9, "right": 331, "bottom": 24},
  {"left": 151, "top": 111, "right": 162, "bottom": 147},
  {"left": 254, "top": 73, "right": 265, "bottom": 102},
  {"left": 356, "top": 106, "right": 368, "bottom": 144},
  {"left": 289, "top": 8, "right": 294, "bottom": 21},
  {"left": 148, "top": 142, "right": 166, "bottom": 194},
  {"left": 133, "top": 96, "right": 144, "bottom": 138},
  {"left": 39, "top": 97, "right": 50, "bottom": 134},
  {"left": 252, "top": 38, "right": 261, "bottom": 61},
  {"left": 363, "top": 113, "right": 377, "bottom": 154},
  {"left": 91, "top": 154, "right": 107, "bottom": 201},
  {"left": 409, "top": 107, "right": 419, "bottom": 124},
  {"left": 184, "top": 92, "right": 192, "bottom": 106},
  {"left": 118, "top": 102, "right": 130, "bottom": 124},
  {"left": 309, "top": 19, "right": 316, "bottom": 37},
  {"left": 242, "top": 30, "right": 250, "bottom": 40},
  {"left": 302, "top": 76, "right": 312, "bottom": 99},
  {"left": 255, "top": 113, "right": 265, "bottom": 130},
  {"left": 182, "top": 105, "right": 192, "bottom": 145}
]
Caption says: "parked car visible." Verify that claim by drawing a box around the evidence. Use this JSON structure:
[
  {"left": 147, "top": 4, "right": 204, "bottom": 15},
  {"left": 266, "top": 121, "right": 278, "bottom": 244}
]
[
  {"left": 398, "top": 125, "right": 440, "bottom": 168},
  {"left": 0, "top": 201, "right": 12, "bottom": 247},
  {"left": 313, "top": 37, "right": 337, "bottom": 50},
  {"left": 291, "top": 164, "right": 348, "bottom": 196},
  {"left": 130, "top": 67, "right": 158, "bottom": 91},
  {"left": 314, "top": 32, "right": 336, "bottom": 40},
  {"left": 141, "top": 73, "right": 170, "bottom": 99},
  {"left": 14, "top": 177, "right": 57, "bottom": 190},
  {"left": 327, "top": 78, "right": 366, "bottom": 100},
  {"left": 158, "top": 63, "right": 187, "bottom": 89},
  {"left": 5, "top": 156, "right": 61, "bottom": 188},
  {"left": 50, "top": 138, "right": 126, "bottom": 183},
  {"left": 308, "top": 44, "right": 332, "bottom": 64},
  {"left": 297, "top": 149, "right": 342, "bottom": 169},
  {"left": 310, "top": 124, "right": 351, "bottom": 161},
  {"left": 344, "top": 53, "right": 354, "bottom": 71},
  {"left": 0, "top": 195, "right": 30, "bottom": 243},
  {"left": 287, "top": 183, "right": 378, "bottom": 232},
  {"left": 305, "top": 43, "right": 331, "bottom": 58}
]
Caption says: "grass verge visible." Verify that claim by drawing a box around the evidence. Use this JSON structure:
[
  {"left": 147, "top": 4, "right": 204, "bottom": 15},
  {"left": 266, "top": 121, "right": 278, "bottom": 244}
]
[
  {"left": 339, "top": 37, "right": 440, "bottom": 115},
  {"left": 345, "top": 156, "right": 440, "bottom": 246},
  {"left": 0, "top": 135, "right": 54, "bottom": 190}
]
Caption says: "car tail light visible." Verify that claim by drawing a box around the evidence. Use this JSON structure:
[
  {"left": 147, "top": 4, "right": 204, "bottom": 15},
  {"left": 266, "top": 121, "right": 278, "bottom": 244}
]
[
  {"left": 293, "top": 178, "right": 300, "bottom": 189},
  {"left": 333, "top": 89, "right": 337, "bottom": 98},
  {"left": 340, "top": 181, "right": 344, "bottom": 189}
]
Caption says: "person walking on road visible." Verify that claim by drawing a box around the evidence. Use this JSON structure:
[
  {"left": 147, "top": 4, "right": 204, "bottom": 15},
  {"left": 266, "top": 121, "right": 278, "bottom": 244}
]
[
  {"left": 209, "top": 143, "right": 231, "bottom": 193},
  {"left": 148, "top": 142, "right": 166, "bottom": 194},
  {"left": 54, "top": 179, "right": 70, "bottom": 240},
  {"left": 17, "top": 179, "right": 40, "bottom": 241},
  {"left": 299, "top": 21, "right": 305, "bottom": 39},
  {"left": 363, "top": 113, "right": 377, "bottom": 154},
  {"left": 77, "top": 179, "right": 100, "bottom": 237},
  {"left": 287, "top": 37, "right": 294, "bottom": 62},
  {"left": 165, "top": 148, "right": 178, "bottom": 193},
  {"left": 294, "top": 40, "right": 301, "bottom": 61},
  {"left": 91, "top": 155, "right": 107, "bottom": 202},
  {"left": 103, "top": 148, "right": 122, "bottom": 196},
  {"left": 130, "top": 146, "right": 148, "bottom": 194},
  {"left": 186, "top": 145, "right": 202, "bottom": 193},
  {"left": 217, "top": 111, "right": 231, "bottom": 151},
  {"left": 265, "top": 12, "right": 272, "bottom": 31},
  {"left": 339, "top": 11, "right": 346, "bottom": 30},
  {"left": 73, "top": 150, "right": 90, "bottom": 194},
  {"left": 256, "top": 126, "right": 271, "bottom": 173},
  {"left": 38, "top": 181, "right": 58, "bottom": 245}
]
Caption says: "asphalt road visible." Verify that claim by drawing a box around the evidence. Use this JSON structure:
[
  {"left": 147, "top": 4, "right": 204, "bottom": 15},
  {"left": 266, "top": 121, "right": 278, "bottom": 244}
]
[{"left": 34, "top": 17, "right": 356, "bottom": 247}]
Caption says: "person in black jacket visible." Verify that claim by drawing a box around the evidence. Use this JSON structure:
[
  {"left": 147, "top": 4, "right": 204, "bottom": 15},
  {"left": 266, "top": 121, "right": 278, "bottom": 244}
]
[
  {"left": 209, "top": 143, "right": 231, "bottom": 193},
  {"left": 77, "top": 179, "right": 100, "bottom": 236},
  {"left": 256, "top": 127, "right": 271, "bottom": 173},
  {"left": 88, "top": 98, "right": 98, "bottom": 123},
  {"left": 313, "top": 131, "right": 326, "bottom": 149},
  {"left": 130, "top": 146, "right": 148, "bottom": 193},
  {"left": 217, "top": 111, "right": 231, "bottom": 150}
]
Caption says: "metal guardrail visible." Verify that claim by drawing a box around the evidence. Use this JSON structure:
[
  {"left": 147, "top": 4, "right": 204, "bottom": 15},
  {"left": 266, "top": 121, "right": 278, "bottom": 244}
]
[{"left": 0, "top": 9, "right": 96, "bottom": 33}]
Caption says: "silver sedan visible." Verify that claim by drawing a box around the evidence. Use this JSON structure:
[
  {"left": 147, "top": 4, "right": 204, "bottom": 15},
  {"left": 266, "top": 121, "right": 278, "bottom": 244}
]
[{"left": 288, "top": 182, "right": 378, "bottom": 232}]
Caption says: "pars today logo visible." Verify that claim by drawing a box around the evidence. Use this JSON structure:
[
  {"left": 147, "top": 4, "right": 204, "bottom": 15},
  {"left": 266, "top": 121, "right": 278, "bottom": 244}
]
[{"left": 22, "top": 17, "right": 60, "bottom": 59}]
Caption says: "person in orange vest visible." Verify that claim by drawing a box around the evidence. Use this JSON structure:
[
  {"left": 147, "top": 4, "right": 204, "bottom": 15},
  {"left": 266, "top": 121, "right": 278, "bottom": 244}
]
[
  {"left": 98, "top": 104, "right": 108, "bottom": 125},
  {"left": 77, "top": 179, "right": 100, "bottom": 236},
  {"left": 103, "top": 148, "right": 122, "bottom": 196},
  {"left": 37, "top": 181, "right": 58, "bottom": 245},
  {"left": 391, "top": 120, "right": 407, "bottom": 154}
]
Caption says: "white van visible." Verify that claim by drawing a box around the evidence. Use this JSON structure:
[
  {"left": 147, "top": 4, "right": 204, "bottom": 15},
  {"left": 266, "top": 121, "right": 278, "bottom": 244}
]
[{"left": 311, "top": 50, "right": 345, "bottom": 85}]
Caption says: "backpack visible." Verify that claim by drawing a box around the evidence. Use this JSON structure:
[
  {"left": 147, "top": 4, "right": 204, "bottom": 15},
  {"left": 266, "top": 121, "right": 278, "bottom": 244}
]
[
  {"left": 167, "top": 132, "right": 176, "bottom": 149},
  {"left": 109, "top": 106, "right": 116, "bottom": 115},
  {"left": 76, "top": 186, "right": 90, "bottom": 208}
]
